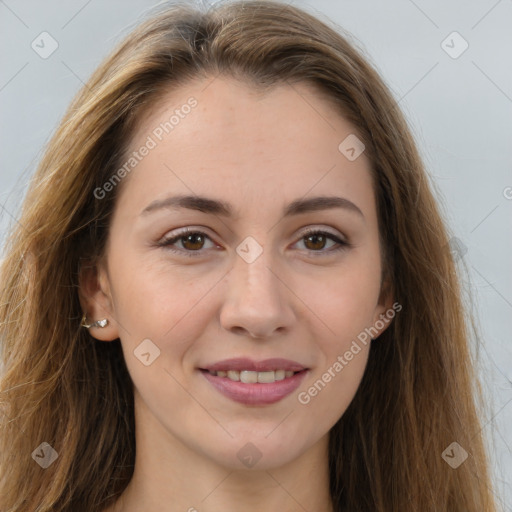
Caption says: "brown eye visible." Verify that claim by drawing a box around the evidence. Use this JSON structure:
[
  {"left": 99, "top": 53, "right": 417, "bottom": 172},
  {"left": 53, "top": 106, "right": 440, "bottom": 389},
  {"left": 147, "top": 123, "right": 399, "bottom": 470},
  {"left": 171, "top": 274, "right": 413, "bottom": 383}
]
[
  {"left": 296, "top": 229, "right": 349, "bottom": 255},
  {"left": 303, "top": 232, "right": 328, "bottom": 251},
  {"left": 180, "top": 232, "right": 206, "bottom": 251},
  {"left": 157, "top": 229, "right": 216, "bottom": 257}
]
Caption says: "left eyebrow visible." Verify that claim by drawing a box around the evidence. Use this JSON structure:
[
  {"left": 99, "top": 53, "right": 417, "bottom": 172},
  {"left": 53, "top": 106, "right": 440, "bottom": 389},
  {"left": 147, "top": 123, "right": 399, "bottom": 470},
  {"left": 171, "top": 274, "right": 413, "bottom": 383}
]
[{"left": 140, "top": 194, "right": 365, "bottom": 220}]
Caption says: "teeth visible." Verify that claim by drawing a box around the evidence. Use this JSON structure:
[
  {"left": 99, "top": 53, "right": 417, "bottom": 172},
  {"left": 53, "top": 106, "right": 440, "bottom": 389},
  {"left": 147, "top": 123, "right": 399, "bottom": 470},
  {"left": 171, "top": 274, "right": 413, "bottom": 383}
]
[
  {"left": 208, "top": 369, "right": 300, "bottom": 383},
  {"left": 227, "top": 370, "right": 240, "bottom": 381},
  {"left": 257, "top": 371, "right": 275, "bottom": 384},
  {"left": 240, "top": 371, "right": 258, "bottom": 384},
  {"left": 275, "top": 370, "right": 285, "bottom": 381}
]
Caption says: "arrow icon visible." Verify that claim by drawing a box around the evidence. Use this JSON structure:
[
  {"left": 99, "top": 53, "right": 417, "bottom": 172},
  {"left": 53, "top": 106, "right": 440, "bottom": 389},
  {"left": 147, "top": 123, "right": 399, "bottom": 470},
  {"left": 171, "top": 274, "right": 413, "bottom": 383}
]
[
  {"left": 338, "top": 134, "right": 365, "bottom": 161},
  {"left": 440, "top": 31, "right": 468, "bottom": 59},
  {"left": 31, "top": 442, "right": 59, "bottom": 468},
  {"left": 237, "top": 441, "right": 263, "bottom": 468},
  {"left": 134, "top": 339, "right": 161, "bottom": 366},
  {"left": 31, "top": 31, "right": 59, "bottom": 59},
  {"left": 441, "top": 441, "right": 468, "bottom": 468},
  {"left": 236, "top": 236, "right": 263, "bottom": 263}
]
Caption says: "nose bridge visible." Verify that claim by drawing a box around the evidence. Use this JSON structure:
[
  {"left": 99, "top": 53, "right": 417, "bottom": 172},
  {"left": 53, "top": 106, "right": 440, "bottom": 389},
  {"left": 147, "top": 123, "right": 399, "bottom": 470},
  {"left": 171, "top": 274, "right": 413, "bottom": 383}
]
[
  {"left": 219, "top": 235, "right": 293, "bottom": 337},
  {"left": 234, "top": 236, "right": 281, "bottom": 309}
]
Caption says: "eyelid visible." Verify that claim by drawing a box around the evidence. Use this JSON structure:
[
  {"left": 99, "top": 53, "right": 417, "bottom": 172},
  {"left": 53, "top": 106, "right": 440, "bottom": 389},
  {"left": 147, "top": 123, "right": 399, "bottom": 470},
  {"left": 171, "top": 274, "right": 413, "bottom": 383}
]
[
  {"left": 157, "top": 225, "right": 350, "bottom": 256},
  {"left": 157, "top": 226, "right": 218, "bottom": 246},
  {"left": 299, "top": 226, "right": 347, "bottom": 242},
  {"left": 160, "top": 225, "right": 347, "bottom": 242}
]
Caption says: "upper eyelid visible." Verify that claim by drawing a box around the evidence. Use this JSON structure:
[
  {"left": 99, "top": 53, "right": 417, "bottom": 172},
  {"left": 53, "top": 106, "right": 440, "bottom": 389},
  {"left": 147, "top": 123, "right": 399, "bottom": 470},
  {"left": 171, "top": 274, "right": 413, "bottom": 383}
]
[
  {"left": 301, "top": 226, "right": 345, "bottom": 239},
  {"left": 159, "top": 226, "right": 347, "bottom": 247}
]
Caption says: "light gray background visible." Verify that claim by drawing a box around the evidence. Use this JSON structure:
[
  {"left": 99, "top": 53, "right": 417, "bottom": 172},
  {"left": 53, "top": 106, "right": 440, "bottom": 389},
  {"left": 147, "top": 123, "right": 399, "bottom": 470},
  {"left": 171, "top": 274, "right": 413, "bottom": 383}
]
[{"left": 1, "top": 0, "right": 511, "bottom": 508}]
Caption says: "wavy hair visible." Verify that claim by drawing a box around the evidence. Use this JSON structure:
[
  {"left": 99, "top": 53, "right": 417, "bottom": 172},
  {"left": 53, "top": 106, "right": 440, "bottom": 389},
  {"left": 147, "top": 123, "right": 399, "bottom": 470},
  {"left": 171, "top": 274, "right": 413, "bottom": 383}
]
[{"left": 0, "top": 1, "right": 497, "bottom": 510}]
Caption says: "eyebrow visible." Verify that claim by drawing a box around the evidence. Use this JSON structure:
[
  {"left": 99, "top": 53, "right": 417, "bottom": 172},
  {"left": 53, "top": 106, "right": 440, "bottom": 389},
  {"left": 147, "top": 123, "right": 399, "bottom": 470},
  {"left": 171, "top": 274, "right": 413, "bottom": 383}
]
[{"left": 141, "top": 194, "right": 364, "bottom": 220}]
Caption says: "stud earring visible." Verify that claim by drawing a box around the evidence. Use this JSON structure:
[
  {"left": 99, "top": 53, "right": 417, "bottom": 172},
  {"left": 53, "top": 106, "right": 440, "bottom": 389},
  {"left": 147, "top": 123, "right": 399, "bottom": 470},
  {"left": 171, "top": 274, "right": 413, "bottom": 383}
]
[{"left": 80, "top": 312, "right": 109, "bottom": 329}]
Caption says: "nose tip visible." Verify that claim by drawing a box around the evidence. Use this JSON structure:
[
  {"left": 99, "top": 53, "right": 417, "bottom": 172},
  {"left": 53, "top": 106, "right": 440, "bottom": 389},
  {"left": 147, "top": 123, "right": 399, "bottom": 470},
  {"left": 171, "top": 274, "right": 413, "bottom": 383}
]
[{"left": 225, "top": 302, "right": 286, "bottom": 339}]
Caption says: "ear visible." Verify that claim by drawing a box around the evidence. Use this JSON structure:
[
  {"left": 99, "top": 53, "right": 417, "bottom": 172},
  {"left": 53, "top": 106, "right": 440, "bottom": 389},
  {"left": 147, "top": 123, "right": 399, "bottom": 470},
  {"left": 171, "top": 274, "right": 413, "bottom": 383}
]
[
  {"left": 78, "top": 257, "right": 120, "bottom": 342},
  {"left": 370, "top": 275, "right": 396, "bottom": 340}
]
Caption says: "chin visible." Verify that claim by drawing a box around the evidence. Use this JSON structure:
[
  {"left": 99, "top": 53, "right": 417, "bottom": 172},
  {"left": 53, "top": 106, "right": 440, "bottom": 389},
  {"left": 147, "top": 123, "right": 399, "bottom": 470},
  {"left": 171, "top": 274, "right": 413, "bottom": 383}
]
[{"left": 204, "top": 432, "right": 313, "bottom": 471}]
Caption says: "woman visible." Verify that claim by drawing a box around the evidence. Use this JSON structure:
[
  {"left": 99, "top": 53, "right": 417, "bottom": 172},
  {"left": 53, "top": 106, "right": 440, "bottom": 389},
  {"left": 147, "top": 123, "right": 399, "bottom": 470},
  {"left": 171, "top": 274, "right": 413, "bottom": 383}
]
[{"left": 0, "top": 1, "right": 497, "bottom": 510}]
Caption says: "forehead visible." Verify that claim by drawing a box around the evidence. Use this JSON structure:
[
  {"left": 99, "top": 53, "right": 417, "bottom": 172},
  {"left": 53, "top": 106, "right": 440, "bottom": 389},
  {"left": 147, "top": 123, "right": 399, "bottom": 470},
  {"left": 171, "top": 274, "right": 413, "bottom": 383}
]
[{"left": 115, "top": 76, "right": 375, "bottom": 220}]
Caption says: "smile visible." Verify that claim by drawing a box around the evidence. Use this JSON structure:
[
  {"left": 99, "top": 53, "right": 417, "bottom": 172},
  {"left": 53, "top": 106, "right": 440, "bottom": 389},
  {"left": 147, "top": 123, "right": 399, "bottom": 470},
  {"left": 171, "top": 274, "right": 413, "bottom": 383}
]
[
  {"left": 206, "top": 369, "right": 297, "bottom": 383},
  {"left": 200, "top": 368, "right": 309, "bottom": 405}
]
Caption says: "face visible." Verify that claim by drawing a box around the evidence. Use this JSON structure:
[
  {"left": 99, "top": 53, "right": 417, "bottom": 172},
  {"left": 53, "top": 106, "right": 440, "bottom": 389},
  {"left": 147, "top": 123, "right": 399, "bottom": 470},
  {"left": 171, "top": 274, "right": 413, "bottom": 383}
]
[{"left": 80, "top": 76, "right": 393, "bottom": 471}]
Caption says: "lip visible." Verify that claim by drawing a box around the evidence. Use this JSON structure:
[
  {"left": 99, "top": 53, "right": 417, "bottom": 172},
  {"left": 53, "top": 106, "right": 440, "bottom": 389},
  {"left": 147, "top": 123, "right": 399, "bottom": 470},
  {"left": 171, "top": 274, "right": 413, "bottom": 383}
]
[
  {"left": 201, "top": 369, "right": 309, "bottom": 405},
  {"left": 199, "top": 358, "right": 309, "bottom": 405},
  {"left": 201, "top": 357, "right": 307, "bottom": 372}
]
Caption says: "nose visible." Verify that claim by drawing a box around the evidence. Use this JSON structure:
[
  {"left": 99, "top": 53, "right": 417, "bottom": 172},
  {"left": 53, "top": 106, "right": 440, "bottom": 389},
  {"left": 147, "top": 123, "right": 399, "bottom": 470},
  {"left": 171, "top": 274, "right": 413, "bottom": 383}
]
[{"left": 219, "top": 245, "right": 296, "bottom": 339}]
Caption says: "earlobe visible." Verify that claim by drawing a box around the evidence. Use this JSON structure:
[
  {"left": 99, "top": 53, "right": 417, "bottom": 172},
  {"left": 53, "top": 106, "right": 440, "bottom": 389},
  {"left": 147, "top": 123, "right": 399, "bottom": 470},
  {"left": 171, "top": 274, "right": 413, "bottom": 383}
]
[
  {"left": 372, "top": 278, "right": 395, "bottom": 340},
  {"left": 80, "top": 313, "right": 109, "bottom": 329},
  {"left": 369, "top": 309, "right": 392, "bottom": 341},
  {"left": 78, "top": 260, "right": 120, "bottom": 342}
]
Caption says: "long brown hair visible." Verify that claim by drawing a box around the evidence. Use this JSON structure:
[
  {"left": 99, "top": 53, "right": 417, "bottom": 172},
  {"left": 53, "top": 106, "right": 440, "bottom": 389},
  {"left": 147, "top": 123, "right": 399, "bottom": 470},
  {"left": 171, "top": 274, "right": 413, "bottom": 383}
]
[{"left": 0, "top": 1, "right": 497, "bottom": 510}]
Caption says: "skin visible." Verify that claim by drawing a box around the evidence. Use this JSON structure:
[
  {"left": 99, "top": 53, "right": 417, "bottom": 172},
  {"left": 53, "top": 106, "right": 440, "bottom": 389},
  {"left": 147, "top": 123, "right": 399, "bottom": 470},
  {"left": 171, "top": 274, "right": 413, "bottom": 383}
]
[{"left": 80, "top": 75, "right": 393, "bottom": 512}]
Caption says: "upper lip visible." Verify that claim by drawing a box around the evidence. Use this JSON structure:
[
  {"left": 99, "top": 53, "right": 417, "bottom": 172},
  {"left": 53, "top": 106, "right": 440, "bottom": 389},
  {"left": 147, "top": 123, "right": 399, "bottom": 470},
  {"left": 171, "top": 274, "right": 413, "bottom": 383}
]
[{"left": 201, "top": 358, "right": 307, "bottom": 372}]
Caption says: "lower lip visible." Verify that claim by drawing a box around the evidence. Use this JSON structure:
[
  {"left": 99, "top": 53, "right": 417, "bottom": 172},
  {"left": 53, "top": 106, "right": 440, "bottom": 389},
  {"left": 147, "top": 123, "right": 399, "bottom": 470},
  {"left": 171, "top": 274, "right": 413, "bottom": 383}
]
[{"left": 200, "top": 369, "right": 309, "bottom": 405}]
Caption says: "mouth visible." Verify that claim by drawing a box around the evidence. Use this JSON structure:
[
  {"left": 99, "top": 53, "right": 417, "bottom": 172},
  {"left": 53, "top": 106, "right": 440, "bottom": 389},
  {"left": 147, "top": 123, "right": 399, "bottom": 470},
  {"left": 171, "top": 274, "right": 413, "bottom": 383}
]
[
  {"left": 198, "top": 358, "right": 309, "bottom": 405},
  {"left": 200, "top": 368, "right": 304, "bottom": 383}
]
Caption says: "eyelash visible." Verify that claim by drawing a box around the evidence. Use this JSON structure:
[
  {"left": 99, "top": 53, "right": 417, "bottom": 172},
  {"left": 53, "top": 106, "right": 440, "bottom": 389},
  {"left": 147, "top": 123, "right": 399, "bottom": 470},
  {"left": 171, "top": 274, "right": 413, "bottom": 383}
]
[{"left": 156, "top": 227, "right": 351, "bottom": 258}]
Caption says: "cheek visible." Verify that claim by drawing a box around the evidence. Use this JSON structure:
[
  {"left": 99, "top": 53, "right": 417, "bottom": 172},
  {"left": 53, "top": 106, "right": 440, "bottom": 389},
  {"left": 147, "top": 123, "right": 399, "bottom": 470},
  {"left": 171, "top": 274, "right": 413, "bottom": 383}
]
[
  {"left": 291, "top": 252, "right": 380, "bottom": 405},
  {"left": 105, "top": 257, "right": 217, "bottom": 398},
  {"left": 298, "top": 345, "right": 370, "bottom": 419},
  {"left": 294, "top": 256, "right": 382, "bottom": 340},
  {"left": 296, "top": 324, "right": 370, "bottom": 440},
  {"left": 110, "top": 261, "right": 216, "bottom": 417},
  {"left": 109, "top": 252, "right": 221, "bottom": 340}
]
